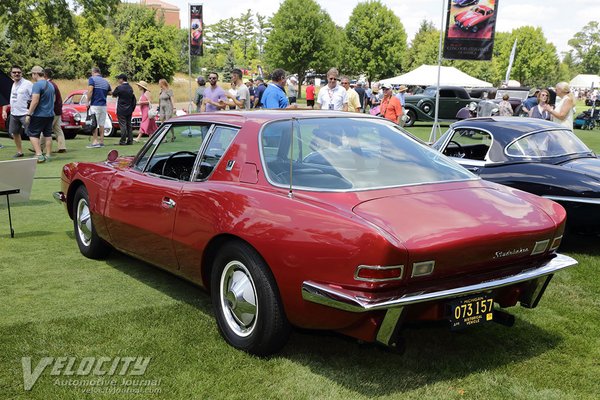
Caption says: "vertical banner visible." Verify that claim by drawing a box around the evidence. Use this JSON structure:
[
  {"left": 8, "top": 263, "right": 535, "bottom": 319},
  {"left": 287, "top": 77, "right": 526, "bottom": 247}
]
[
  {"left": 190, "top": 4, "right": 203, "bottom": 56},
  {"left": 443, "top": 0, "right": 499, "bottom": 60}
]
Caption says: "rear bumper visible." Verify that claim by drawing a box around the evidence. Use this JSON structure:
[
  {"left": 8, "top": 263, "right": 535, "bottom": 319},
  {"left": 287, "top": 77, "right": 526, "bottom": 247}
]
[
  {"left": 302, "top": 253, "right": 577, "bottom": 346},
  {"left": 302, "top": 254, "right": 576, "bottom": 312}
]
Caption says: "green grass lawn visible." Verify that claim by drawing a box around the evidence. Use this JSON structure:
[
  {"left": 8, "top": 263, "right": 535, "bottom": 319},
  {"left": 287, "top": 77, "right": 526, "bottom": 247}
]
[{"left": 1, "top": 123, "right": 600, "bottom": 399}]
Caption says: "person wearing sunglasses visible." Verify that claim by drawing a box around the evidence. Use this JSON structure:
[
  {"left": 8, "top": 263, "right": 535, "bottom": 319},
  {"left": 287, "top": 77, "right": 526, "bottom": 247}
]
[
  {"left": 201, "top": 72, "right": 227, "bottom": 112},
  {"left": 2, "top": 65, "right": 33, "bottom": 158},
  {"left": 316, "top": 68, "right": 348, "bottom": 111},
  {"left": 529, "top": 89, "right": 551, "bottom": 120}
]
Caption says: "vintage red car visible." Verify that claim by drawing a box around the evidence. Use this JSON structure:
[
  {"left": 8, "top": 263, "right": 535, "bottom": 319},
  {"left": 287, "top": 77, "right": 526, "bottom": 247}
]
[
  {"left": 1, "top": 104, "right": 81, "bottom": 139},
  {"left": 53, "top": 111, "right": 576, "bottom": 355},
  {"left": 62, "top": 90, "right": 143, "bottom": 137},
  {"left": 454, "top": 5, "right": 495, "bottom": 33}
]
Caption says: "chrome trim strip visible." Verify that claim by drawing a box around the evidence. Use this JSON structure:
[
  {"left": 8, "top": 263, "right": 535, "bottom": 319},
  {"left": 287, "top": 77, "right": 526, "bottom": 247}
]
[
  {"left": 302, "top": 254, "right": 577, "bottom": 312},
  {"left": 542, "top": 195, "right": 600, "bottom": 205},
  {"left": 354, "top": 265, "right": 404, "bottom": 282}
]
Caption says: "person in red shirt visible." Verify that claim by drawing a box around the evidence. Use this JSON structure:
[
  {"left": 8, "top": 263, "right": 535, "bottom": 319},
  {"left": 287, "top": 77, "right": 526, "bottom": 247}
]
[
  {"left": 305, "top": 80, "right": 315, "bottom": 109},
  {"left": 379, "top": 83, "right": 403, "bottom": 124}
]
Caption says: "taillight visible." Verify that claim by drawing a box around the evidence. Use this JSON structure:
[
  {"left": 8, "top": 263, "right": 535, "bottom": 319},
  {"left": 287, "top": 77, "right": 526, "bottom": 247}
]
[{"left": 354, "top": 265, "right": 404, "bottom": 282}]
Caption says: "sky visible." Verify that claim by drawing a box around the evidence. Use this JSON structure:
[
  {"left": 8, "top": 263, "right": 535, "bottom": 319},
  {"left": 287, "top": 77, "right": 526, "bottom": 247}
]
[{"left": 136, "top": 0, "right": 599, "bottom": 56}]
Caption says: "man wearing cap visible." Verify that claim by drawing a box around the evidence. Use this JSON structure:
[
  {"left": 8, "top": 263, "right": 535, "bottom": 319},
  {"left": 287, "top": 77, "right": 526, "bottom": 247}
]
[
  {"left": 112, "top": 74, "right": 136, "bottom": 145},
  {"left": 193, "top": 76, "right": 206, "bottom": 112},
  {"left": 316, "top": 68, "right": 348, "bottom": 111},
  {"left": 2, "top": 64, "right": 32, "bottom": 158},
  {"left": 379, "top": 83, "right": 403, "bottom": 125},
  {"left": 254, "top": 77, "right": 266, "bottom": 108},
  {"left": 25, "top": 66, "right": 55, "bottom": 163},
  {"left": 87, "top": 67, "right": 112, "bottom": 148},
  {"left": 44, "top": 68, "right": 67, "bottom": 153},
  {"left": 522, "top": 88, "right": 539, "bottom": 115}
]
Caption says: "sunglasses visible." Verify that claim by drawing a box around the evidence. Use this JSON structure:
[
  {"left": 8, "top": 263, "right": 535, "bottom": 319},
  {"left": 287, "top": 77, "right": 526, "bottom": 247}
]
[
  {"left": 208, "top": 77, "right": 218, "bottom": 80},
  {"left": 11, "top": 71, "right": 22, "bottom": 75},
  {"left": 328, "top": 77, "right": 337, "bottom": 81},
  {"left": 341, "top": 82, "right": 350, "bottom": 85}
]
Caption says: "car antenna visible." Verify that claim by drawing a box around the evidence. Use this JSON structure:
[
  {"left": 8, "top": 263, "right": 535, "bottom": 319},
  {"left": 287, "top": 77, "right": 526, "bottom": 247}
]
[{"left": 288, "top": 118, "right": 296, "bottom": 198}]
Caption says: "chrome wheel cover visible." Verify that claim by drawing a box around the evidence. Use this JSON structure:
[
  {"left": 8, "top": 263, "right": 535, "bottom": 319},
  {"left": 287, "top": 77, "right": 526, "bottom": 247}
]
[
  {"left": 76, "top": 197, "right": 92, "bottom": 247},
  {"left": 220, "top": 261, "right": 258, "bottom": 337}
]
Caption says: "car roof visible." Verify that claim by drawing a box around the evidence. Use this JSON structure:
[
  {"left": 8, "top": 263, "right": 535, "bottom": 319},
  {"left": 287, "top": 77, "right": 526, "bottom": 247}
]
[
  {"left": 451, "top": 117, "right": 566, "bottom": 143},
  {"left": 168, "top": 110, "right": 379, "bottom": 126}
]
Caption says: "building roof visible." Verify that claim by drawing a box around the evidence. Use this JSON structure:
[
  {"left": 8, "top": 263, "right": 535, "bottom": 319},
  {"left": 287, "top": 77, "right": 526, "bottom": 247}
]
[{"left": 144, "top": 0, "right": 179, "bottom": 11}]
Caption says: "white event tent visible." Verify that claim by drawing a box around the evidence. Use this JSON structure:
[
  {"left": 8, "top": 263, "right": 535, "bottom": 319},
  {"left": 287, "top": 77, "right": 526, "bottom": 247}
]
[
  {"left": 569, "top": 74, "right": 600, "bottom": 89},
  {"left": 380, "top": 65, "right": 492, "bottom": 88}
]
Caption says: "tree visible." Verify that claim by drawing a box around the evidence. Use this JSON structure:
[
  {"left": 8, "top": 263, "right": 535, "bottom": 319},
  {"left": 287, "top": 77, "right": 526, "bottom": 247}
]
[
  {"left": 343, "top": 1, "right": 407, "bottom": 83},
  {"left": 238, "top": 10, "right": 256, "bottom": 62},
  {"left": 568, "top": 22, "right": 600, "bottom": 75},
  {"left": 264, "top": 0, "right": 340, "bottom": 96},
  {"left": 256, "top": 13, "right": 272, "bottom": 56},
  {"left": 108, "top": 4, "right": 179, "bottom": 82},
  {"left": 404, "top": 20, "right": 439, "bottom": 72}
]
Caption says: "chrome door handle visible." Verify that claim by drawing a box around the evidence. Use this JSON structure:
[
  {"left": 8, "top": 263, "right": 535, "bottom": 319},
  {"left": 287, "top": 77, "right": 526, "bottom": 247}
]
[{"left": 162, "top": 198, "right": 176, "bottom": 208}]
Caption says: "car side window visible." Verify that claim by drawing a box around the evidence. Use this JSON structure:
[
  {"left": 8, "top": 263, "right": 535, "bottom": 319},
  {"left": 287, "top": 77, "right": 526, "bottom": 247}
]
[
  {"left": 134, "top": 123, "right": 212, "bottom": 181},
  {"left": 194, "top": 126, "right": 239, "bottom": 181},
  {"left": 444, "top": 129, "right": 492, "bottom": 161},
  {"left": 439, "top": 90, "right": 454, "bottom": 98}
]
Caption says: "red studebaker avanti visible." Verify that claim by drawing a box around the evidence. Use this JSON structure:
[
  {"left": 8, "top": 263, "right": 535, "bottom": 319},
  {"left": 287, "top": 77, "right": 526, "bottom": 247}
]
[
  {"left": 454, "top": 5, "right": 495, "bottom": 33},
  {"left": 53, "top": 111, "right": 576, "bottom": 355}
]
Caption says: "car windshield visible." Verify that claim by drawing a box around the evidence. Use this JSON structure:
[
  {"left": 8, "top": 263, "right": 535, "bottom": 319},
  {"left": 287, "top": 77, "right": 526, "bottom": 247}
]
[
  {"left": 506, "top": 129, "right": 591, "bottom": 158},
  {"left": 495, "top": 89, "right": 529, "bottom": 100},
  {"left": 423, "top": 87, "right": 438, "bottom": 97},
  {"left": 260, "top": 117, "right": 475, "bottom": 191}
]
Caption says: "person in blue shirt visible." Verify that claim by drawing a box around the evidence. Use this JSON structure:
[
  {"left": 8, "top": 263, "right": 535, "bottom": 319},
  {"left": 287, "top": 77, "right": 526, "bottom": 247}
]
[
  {"left": 262, "top": 69, "right": 298, "bottom": 109},
  {"left": 25, "top": 66, "right": 55, "bottom": 163},
  {"left": 87, "top": 67, "right": 112, "bottom": 148}
]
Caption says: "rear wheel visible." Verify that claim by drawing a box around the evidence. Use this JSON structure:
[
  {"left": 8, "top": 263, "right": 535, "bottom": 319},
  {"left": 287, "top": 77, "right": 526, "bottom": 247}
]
[
  {"left": 211, "top": 241, "right": 290, "bottom": 356},
  {"left": 73, "top": 186, "right": 111, "bottom": 259},
  {"left": 404, "top": 109, "right": 416, "bottom": 127}
]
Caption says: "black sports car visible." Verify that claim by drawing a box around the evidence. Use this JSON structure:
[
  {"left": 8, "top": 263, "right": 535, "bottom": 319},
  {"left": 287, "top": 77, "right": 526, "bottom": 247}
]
[{"left": 433, "top": 117, "right": 600, "bottom": 234}]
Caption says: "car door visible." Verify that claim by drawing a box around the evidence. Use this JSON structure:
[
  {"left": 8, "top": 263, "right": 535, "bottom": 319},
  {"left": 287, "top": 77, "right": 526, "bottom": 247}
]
[
  {"left": 172, "top": 125, "right": 241, "bottom": 280},
  {"left": 438, "top": 89, "right": 462, "bottom": 119},
  {"left": 104, "top": 122, "right": 211, "bottom": 270}
]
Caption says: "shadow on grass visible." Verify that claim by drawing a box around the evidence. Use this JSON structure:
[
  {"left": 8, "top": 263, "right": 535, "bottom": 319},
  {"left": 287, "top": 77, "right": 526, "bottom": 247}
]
[
  {"left": 282, "top": 319, "right": 562, "bottom": 396},
  {"left": 98, "top": 249, "right": 563, "bottom": 396},
  {"left": 1, "top": 199, "right": 54, "bottom": 208}
]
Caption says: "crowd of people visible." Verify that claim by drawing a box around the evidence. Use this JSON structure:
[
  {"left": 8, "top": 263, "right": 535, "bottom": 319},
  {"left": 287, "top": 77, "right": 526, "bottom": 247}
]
[{"left": 2, "top": 62, "right": 583, "bottom": 162}]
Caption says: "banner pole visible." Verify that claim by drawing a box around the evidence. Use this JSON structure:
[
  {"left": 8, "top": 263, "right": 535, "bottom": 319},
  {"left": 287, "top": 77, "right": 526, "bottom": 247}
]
[
  {"left": 188, "top": 3, "right": 193, "bottom": 113},
  {"left": 429, "top": 0, "right": 446, "bottom": 143}
]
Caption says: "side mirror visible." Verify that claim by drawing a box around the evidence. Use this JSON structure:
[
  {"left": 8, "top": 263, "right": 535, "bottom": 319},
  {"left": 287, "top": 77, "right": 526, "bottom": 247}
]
[{"left": 107, "top": 149, "right": 119, "bottom": 162}]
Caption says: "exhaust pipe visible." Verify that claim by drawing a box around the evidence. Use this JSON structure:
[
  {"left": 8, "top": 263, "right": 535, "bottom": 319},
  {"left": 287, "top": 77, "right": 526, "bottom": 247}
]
[{"left": 493, "top": 309, "right": 515, "bottom": 327}]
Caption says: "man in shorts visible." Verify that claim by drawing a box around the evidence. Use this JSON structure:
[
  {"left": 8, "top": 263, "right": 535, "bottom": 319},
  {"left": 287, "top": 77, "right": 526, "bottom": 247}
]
[
  {"left": 25, "top": 66, "right": 55, "bottom": 163},
  {"left": 87, "top": 67, "right": 112, "bottom": 148},
  {"left": 2, "top": 64, "right": 32, "bottom": 158}
]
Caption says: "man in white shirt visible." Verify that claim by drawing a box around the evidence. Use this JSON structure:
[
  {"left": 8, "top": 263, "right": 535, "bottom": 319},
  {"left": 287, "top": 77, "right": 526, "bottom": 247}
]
[
  {"left": 2, "top": 64, "right": 32, "bottom": 157},
  {"left": 316, "top": 68, "right": 348, "bottom": 111},
  {"left": 223, "top": 68, "right": 251, "bottom": 110}
]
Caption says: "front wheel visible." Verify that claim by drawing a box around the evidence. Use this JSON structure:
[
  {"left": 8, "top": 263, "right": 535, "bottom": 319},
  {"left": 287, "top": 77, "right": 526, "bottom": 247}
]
[
  {"left": 404, "top": 109, "right": 416, "bottom": 127},
  {"left": 211, "top": 241, "right": 290, "bottom": 356},
  {"left": 72, "top": 186, "right": 111, "bottom": 259}
]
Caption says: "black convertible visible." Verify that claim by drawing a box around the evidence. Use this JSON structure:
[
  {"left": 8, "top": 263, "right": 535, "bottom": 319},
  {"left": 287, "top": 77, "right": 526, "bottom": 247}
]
[{"left": 433, "top": 117, "right": 600, "bottom": 234}]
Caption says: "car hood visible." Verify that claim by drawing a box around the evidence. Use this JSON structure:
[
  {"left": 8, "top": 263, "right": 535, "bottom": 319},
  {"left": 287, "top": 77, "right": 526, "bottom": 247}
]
[
  {"left": 561, "top": 157, "right": 600, "bottom": 179},
  {"left": 352, "top": 184, "right": 561, "bottom": 279}
]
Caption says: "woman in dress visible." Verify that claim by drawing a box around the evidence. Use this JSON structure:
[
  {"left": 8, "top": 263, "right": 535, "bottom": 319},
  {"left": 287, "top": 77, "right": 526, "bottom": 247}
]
[
  {"left": 529, "top": 89, "right": 551, "bottom": 120},
  {"left": 134, "top": 81, "right": 158, "bottom": 142},
  {"left": 158, "top": 78, "right": 175, "bottom": 123},
  {"left": 544, "top": 82, "right": 575, "bottom": 131}
]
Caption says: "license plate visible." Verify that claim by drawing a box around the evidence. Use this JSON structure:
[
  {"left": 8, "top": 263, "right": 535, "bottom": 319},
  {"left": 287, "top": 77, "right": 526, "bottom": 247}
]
[{"left": 447, "top": 295, "right": 494, "bottom": 330}]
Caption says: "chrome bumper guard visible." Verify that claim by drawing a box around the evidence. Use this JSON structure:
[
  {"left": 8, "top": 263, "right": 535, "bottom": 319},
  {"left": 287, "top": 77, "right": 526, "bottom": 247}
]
[
  {"left": 53, "top": 191, "right": 66, "bottom": 204},
  {"left": 301, "top": 253, "right": 577, "bottom": 346}
]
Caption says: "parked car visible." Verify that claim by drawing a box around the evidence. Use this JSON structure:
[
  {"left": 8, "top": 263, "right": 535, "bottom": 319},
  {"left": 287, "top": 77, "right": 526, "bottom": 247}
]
[
  {"left": 453, "top": 0, "right": 479, "bottom": 7},
  {"left": 54, "top": 111, "right": 576, "bottom": 355},
  {"left": 62, "top": 90, "right": 143, "bottom": 137},
  {"left": 454, "top": 5, "right": 495, "bottom": 33},
  {"left": 433, "top": 117, "right": 600, "bottom": 234},
  {"left": 403, "top": 86, "right": 479, "bottom": 127},
  {"left": 0, "top": 104, "right": 81, "bottom": 139}
]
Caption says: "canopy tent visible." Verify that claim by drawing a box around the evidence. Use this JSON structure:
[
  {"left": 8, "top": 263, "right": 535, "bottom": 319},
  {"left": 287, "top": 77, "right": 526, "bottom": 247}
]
[
  {"left": 569, "top": 74, "right": 600, "bottom": 89},
  {"left": 380, "top": 65, "right": 492, "bottom": 88}
]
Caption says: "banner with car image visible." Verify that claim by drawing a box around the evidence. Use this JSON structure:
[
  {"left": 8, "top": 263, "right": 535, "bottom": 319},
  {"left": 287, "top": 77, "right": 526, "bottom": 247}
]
[
  {"left": 190, "top": 4, "right": 203, "bottom": 56},
  {"left": 443, "top": 0, "right": 499, "bottom": 60}
]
